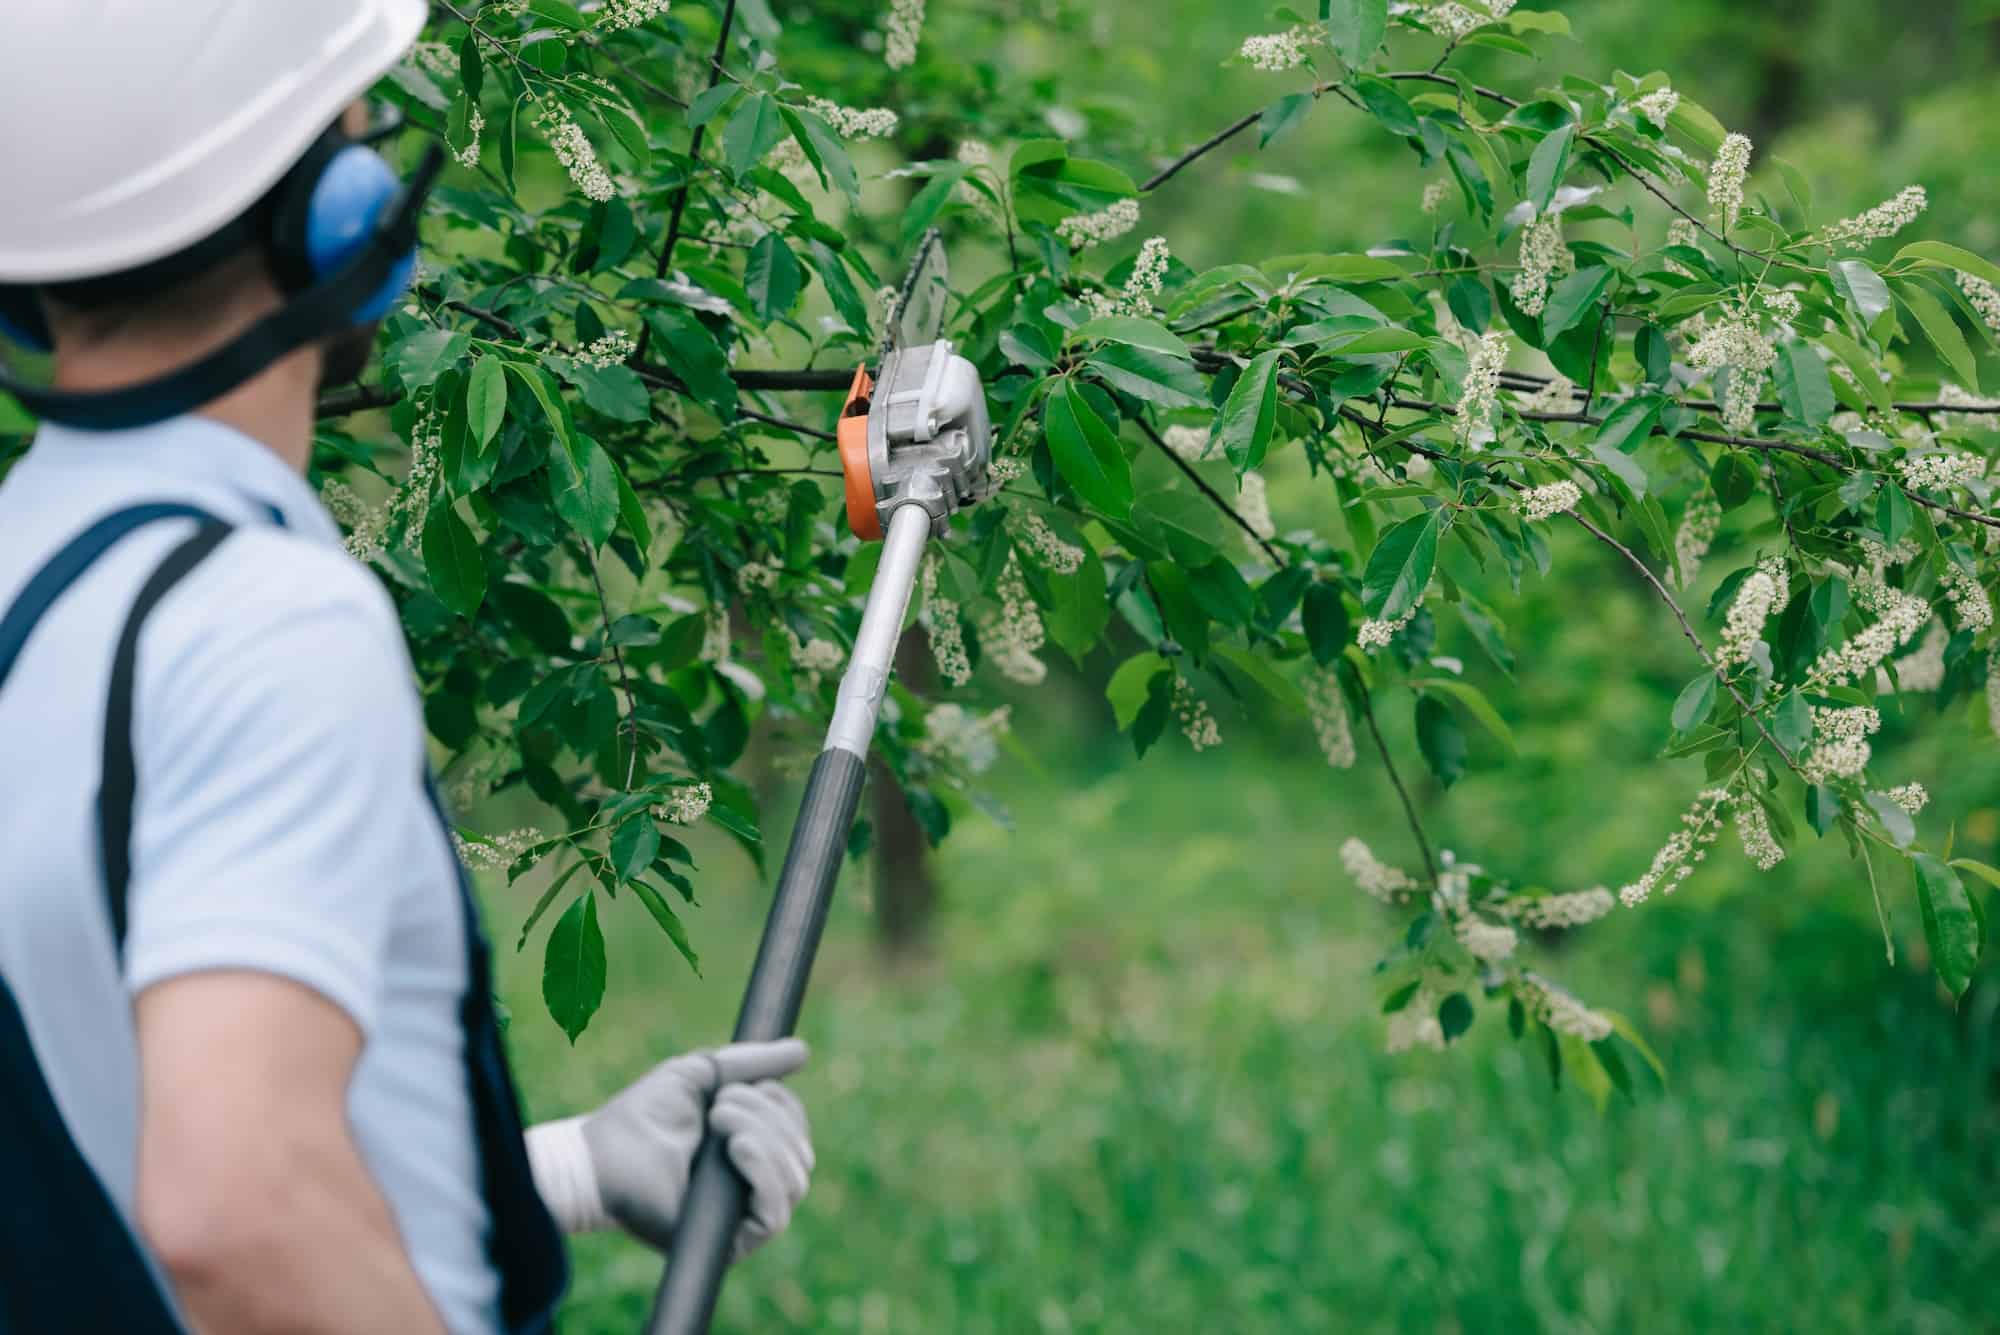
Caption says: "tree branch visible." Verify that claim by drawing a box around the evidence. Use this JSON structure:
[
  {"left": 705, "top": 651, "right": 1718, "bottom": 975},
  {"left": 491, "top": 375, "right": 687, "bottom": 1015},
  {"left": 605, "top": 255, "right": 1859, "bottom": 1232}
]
[
  {"left": 1141, "top": 107, "right": 1267, "bottom": 193},
  {"left": 588, "top": 557, "right": 644, "bottom": 789},
  {"left": 1134, "top": 418, "right": 1284, "bottom": 564},
  {"left": 1356, "top": 686, "right": 1439, "bottom": 885}
]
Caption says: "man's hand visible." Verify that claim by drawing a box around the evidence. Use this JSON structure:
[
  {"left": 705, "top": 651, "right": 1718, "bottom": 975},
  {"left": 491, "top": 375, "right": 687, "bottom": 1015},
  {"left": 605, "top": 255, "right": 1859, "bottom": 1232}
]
[
  {"left": 134, "top": 971, "right": 448, "bottom": 1335},
  {"left": 525, "top": 1038, "right": 813, "bottom": 1259}
]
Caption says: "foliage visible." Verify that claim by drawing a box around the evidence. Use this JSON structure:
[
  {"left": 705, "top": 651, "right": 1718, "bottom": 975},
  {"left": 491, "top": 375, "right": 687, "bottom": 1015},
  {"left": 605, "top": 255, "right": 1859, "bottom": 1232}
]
[{"left": 11, "top": 0, "right": 1996, "bottom": 1067}]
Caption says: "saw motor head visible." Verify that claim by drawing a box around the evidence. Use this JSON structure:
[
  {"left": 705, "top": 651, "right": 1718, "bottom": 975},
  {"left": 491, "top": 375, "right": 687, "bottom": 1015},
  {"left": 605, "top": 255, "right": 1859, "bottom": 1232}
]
[{"left": 837, "top": 340, "right": 991, "bottom": 541}]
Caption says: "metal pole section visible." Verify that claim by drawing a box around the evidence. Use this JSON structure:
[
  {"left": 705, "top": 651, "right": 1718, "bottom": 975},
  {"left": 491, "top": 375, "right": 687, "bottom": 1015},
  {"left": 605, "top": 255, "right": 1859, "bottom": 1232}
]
[{"left": 645, "top": 503, "right": 932, "bottom": 1335}]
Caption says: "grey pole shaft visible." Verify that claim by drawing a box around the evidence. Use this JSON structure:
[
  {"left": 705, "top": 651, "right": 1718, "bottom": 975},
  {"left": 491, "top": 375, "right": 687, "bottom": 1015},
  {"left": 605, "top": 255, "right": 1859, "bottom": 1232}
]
[{"left": 646, "top": 504, "right": 933, "bottom": 1335}]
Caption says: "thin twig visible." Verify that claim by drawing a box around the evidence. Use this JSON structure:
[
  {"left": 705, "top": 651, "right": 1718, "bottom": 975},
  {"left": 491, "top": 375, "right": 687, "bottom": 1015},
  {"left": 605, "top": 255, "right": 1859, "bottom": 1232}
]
[
  {"left": 1356, "top": 686, "right": 1439, "bottom": 885},
  {"left": 1141, "top": 105, "right": 1274, "bottom": 193},
  {"left": 1134, "top": 417, "right": 1284, "bottom": 564},
  {"left": 633, "top": 0, "right": 738, "bottom": 363},
  {"left": 588, "top": 557, "right": 643, "bottom": 789},
  {"left": 316, "top": 384, "right": 400, "bottom": 418}
]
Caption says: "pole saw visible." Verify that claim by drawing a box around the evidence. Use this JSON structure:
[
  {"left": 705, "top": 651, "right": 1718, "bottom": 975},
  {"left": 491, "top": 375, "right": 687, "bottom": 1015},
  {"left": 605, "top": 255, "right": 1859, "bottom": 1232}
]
[{"left": 644, "top": 229, "right": 991, "bottom": 1335}]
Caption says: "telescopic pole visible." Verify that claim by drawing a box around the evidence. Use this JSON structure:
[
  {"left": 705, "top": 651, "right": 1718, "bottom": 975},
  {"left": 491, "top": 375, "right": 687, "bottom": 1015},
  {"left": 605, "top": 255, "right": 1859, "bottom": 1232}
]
[{"left": 644, "top": 501, "right": 933, "bottom": 1335}]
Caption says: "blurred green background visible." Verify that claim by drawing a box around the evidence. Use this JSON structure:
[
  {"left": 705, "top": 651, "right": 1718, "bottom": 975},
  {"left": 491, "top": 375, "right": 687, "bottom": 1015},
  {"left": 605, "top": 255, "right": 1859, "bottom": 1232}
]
[{"left": 489, "top": 2, "right": 2000, "bottom": 1330}]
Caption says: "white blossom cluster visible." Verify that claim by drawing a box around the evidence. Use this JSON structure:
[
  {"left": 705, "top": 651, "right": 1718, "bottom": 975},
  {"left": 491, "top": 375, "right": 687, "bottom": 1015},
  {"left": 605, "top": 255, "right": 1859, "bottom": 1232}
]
[
  {"left": 1889, "top": 621, "right": 1948, "bottom": 694},
  {"left": 452, "top": 106, "right": 486, "bottom": 169},
  {"left": 596, "top": 0, "right": 669, "bottom": 30},
  {"left": 1240, "top": 26, "right": 1317, "bottom": 71},
  {"left": 1819, "top": 185, "right": 1928, "bottom": 251},
  {"left": 1707, "top": 132, "right": 1753, "bottom": 231},
  {"left": 1455, "top": 331, "right": 1510, "bottom": 447},
  {"left": 1424, "top": 2, "right": 1487, "bottom": 42},
  {"left": 1520, "top": 374, "right": 1576, "bottom": 413},
  {"left": 1674, "top": 494, "right": 1722, "bottom": 590},
  {"left": 918, "top": 555, "right": 972, "bottom": 687},
  {"left": 1897, "top": 450, "right": 1986, "bottom": 492},
  {"left": 1015, "top": 512, "right": 1084, "bottom": 575},
  {"left": 1619, "top": 787, "right": 1731, "bottom": 906},
  {"left": 735, "top": 559, "right": 779, "bottom": 594},
  {"left": 1761, "top": 287, "right": 1802, "bottom": 325},
  {"left": 1457, "top": 916, "right": 1519, "bottom": 962},
  {"left": 1887, "top": 782, "right": 1930, "bottom": 815},
  {"left": 1502, "top": 887, "right": 1616, "bottom": 930},
  {"left": 538, "top": 105, "right": 615, "bottom": 202},
  {"left": 1305, "top": 668, "right": 1357, "bottom": 769},
  {"left": 1942, "top": 561, "right": 1993, "bottom": 633},
  {"left": 1518, "top": 973, "right": 1613, "bottom": 1042},
  {"left": 1172, "top": 675, "right": 1222, "bottom": 751},
  {"left": 453, "top": 827, "right": 544, "bottom": 873},
  {"left": 1385, "top": 988, "right": 1446, "bottom": 1053},
  {"left": 1358, "top": 604, "right": 1418, "bottom": 650},
  {"left": 1517, "top": 480, "right": 1581, "bottom": 523},
  {"left": 883, "top": 0, "right": 925, "bottom": 69},
  {"left": 389, "top": 409, "right": 444, "bottom": 546},
  {"left": 1509, "top": 216, "right": 1566, "bottom": 317},
  {"left": 1161, "top": 424, "right": 1210, "bottom": 460},
  {"left": 982, "top": 554, "right": 1048, "bottom": 686},
  {"left": 579, "top": 330, "right": 636, "bottom": 368},
  {"left": 1718, "top": 565, "right": 1784, "bottom": 666},
  {"left": 784, "top": 628, "right": 844, "bottom": 693},
  {"left": 321, "top": 478, "right": 388, "bottom": 563},
  {"left": 1804, "top": 579, "right": 1929, "bottom": 691},
  {"left": 1663, "top": 217, "right": 1701, "bottom": 277},
  {"left": 1238, "top": 472, "right": 1277, "bottom": 542},
  {"left": 1938, "top": 382, "right": 2000, "bottom": 429},
  {"left": 1684, "top": 307, "right": 1775, "bottom": 434},
  {"left": 1054, "top": 199, "right": 1140, "bottom": 249},
  {"left": 1635, "top": 88, "right": 1680, "bottom": 130},
  {"left": 1088, "top": 236, "right": 1171, "bottom": 318},
  {"left": 1734, "top": 798, "right": 1785, "bottom": 871},
  {"left": 1340, "top": 837, "right": 1420, "bottom": 904},
  {"left": 1801, "top": 705, "right": 1881, "bottom": 784},
  {"left": 805, "top": 97, "right": 899, "bottom": 139},
  {"left": 989, "top": 455, "right": 1028, "bottom": 483},
  {"left": 1422, "top": 180, "right": 1451, "bottom": 215},
  {"left": 656, "top": 782, "right": 712, "bottom": 826},
  {"left": 1959, "top": 273, "right": 2000, "bottom": 338},
  {"left": 1858, "top": 534, "right": 1920, "bottom": 574},
  {"left": 920, "top": 703, "right": 1010, "bottom": 774}
]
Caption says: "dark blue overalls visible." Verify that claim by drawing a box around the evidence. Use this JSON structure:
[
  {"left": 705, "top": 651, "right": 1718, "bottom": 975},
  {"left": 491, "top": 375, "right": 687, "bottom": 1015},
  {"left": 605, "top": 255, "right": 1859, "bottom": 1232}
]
[{"left": 0, "top": 503, "right": 568, "bottom": 1333}]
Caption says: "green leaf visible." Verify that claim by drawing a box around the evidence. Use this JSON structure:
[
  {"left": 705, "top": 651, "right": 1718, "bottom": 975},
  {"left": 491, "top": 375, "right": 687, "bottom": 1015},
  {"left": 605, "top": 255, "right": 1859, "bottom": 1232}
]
[
  {"left": 1830, "top": 259, "right": 1893, "bottom": 325},
  {"left": 1598, "top": 1009, "right": 1668, "bottom": 1086},
  {"left": 1135, "top": 489, "right": 1226, "bottom": 566},
  {"left": 1877, "top": 483, "right": 1913, "bottom": 547},
  {"left": 1596, "top": 394, "right": 1664, "bottom": 454},
  {"left": 1773, "top": 342, "right": 1835, "bottom": 427},
  {"left": 1045, "top": 542, "right": 1110, "bottom": 661},
  {"left": 1415, "top": 694, "right": 1468, "bottom": 788},
  {"left": 542, "top": 891, "right": 606, "bottom": 1042},
  {"left": 1891, "top": 240, "right": 2000, "bottom": 294},
  {"left": 782, "top": 107, "right": 860, "bottom": 204},
  {"left": 1586, "top": 429, "right": 1648, "bottom": 501},
  {"left": 1106, "top": 652, "right": 1169, "bottom": 729},
  {"left": 549, "top": 434, "right": 622, "bottom": 548},
  {"left": 687, "top": 84, "right": 739, "bottom": 129},
  {"left": 722, "top": 92, "right": 786, "bottom": 178},
  {"left": 611, "top": 815, "right": 661, "bottom": 884},
  {"left": 1214, "top": 643, "right": 1308, "bottom": 716},
  {"left": 1949, "top": 858, "right": 2000, "bottom": 893},
  {"left": 506, "top": 360, "right": 575, "bottom": 457},
  {"left": 1083, "top": 345, "right": 1207, "bottom": 408},
  {"left": 389, "top": 329, "right": 470, "bottom": 390},
  {"left": 1303, "top": 583, "right": 1350, "bottom": 665},
  {"left": 1414, "top": 679, "right": 1518, "bottom": 756},
  {"left": 1071, "top": 316, "right": 1190, "bottom": 358},
  {"left": 1362, "top": 512, "right": 1439, "bottom": 620},
  {"left": 1350, "top": 73, "right": 1420, "bottom": 138},
  {"left": 1772, "top": 691, "right": 1814, "bottom": 755},
  {"left": 1325, "top": 0, "right": 1389, "bottom": 64},
  {"left": 422, "top": 504, "right": 487, "bottom": 617},
  {"left": 1894, "top": 280, "right": 1980, "bottom": 393},
  {"left": 1542, "top": 266, "right": 1611, "bottom": 341},
  {"left": 745, "top": 232, "right": 804, "bottom": 320},
  {"left": 630, "top": 877, "right": 701, "bottom": 974},
  {"left": 1866, "top": 791, "right": 1917, "bottom": 849},
  {"left": 1044, "top": 381, "right": 1134, "bottom": 518},
  {"left": 807, "top": 238, "right": 870, "bottom": 335},
  {"left": 900, "top": 164, "right": 972, "bottom": 252},
  {"left": 1259, "top": 92, "right": 1316, "bottom": 149},
  {"left": 1438, "top": 992, "right": 1475, "bottom": 1042},
  {"left": 1914, "top": 854, "right": 1981, "bottom": 998},
  {"left": 1216, "top": 349, "right": 1282, "bottom": 471},
  {"left": 1525, "top": 123, "right": 1575, "bottom": 217},
  {"left": 466, "top": 359, "right": 507, "bottom": 452},
  {"left": 1671, "top": 672, "right": 1718, "bottom": 733}
]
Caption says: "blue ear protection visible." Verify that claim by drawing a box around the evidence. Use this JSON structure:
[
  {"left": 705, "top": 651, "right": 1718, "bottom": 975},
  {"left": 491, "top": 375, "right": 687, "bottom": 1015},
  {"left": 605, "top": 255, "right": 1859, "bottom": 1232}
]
[{"left": 0, "top": 125, "right": 443, "bottom": 431}]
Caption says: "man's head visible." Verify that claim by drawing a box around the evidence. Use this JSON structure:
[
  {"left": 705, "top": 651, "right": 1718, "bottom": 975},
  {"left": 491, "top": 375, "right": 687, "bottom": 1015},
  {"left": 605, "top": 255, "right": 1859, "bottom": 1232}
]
[{"left": 0, "top": 1, "right": 429, "bottom": 433}]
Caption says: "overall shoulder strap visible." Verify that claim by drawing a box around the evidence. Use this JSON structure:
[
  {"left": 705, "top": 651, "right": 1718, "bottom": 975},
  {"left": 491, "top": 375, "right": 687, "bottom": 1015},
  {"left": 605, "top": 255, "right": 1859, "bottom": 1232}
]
[{"left": 97, "top": 522, "right": 235, "bottom": 952}]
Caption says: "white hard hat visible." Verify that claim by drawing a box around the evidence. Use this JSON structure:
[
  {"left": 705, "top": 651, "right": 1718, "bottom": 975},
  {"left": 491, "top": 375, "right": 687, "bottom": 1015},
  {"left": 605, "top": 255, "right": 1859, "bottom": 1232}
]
[{"left": 0, "top": 0, "right": 427, "bottom": 284}]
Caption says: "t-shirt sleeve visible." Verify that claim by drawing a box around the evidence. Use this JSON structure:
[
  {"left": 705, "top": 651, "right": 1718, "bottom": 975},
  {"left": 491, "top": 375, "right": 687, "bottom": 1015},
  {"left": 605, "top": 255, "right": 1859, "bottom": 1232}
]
[{"left": 121, "top": 535, "right": 429, "bottom": 1037}]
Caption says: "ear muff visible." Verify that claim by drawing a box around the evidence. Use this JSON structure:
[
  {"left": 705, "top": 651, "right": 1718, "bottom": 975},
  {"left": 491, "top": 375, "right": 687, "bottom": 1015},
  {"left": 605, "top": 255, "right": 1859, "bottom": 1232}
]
[{"left": 265, "top": 129, "right": 415, "bottom": 325}]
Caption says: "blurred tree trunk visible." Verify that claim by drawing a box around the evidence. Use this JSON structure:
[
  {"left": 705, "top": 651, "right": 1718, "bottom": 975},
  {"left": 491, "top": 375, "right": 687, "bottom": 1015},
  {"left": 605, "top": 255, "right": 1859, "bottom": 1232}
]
[{"left": 872, "top": 634, "right": 938, "bottom": 954}]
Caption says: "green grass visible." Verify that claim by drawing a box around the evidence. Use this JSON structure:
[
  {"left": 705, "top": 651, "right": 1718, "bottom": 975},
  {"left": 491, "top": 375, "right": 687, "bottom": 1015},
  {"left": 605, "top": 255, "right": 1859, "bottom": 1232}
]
[{"left": 490, "top": 720, "right": 1999, "bottom": 1334}]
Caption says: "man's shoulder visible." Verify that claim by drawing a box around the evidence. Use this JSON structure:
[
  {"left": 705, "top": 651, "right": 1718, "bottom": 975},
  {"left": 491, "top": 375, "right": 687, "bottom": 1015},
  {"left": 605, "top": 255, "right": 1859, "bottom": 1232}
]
[{"left": 162, "top": 526, "right": 409, "bottom": 666}]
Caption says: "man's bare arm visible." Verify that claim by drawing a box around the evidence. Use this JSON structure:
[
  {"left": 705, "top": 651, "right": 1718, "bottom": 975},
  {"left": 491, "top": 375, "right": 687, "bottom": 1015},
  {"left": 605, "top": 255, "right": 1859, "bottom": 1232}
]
[{"left": 134, "top": 971, "right": 449, "bottom": 1335}]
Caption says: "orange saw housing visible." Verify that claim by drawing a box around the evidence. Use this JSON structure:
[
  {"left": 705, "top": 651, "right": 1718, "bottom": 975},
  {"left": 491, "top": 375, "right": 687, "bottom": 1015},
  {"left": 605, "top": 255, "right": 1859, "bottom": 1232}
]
[{"left": 838, "top": 364, "right": 881, "bottom": 541}]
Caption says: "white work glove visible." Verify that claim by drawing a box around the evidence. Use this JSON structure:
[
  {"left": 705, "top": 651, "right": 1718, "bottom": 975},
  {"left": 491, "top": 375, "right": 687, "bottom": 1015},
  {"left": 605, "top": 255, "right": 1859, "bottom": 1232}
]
[{"left": 524, "top": 1038, "right": 813, "bottom": 1260}]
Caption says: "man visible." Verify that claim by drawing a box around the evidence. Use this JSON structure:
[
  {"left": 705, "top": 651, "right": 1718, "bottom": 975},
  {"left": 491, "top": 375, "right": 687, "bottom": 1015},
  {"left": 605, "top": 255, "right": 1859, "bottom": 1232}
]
[{"left": 0, "top": 3, "right": 814, "bottom": 1332}]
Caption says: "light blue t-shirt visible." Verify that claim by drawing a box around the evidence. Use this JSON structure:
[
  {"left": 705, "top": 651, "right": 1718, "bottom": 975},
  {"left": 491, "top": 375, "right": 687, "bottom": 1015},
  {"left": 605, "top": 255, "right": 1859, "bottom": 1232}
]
[{"left": 0, "top": 416, "right": 501, "bottom": 1333}]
